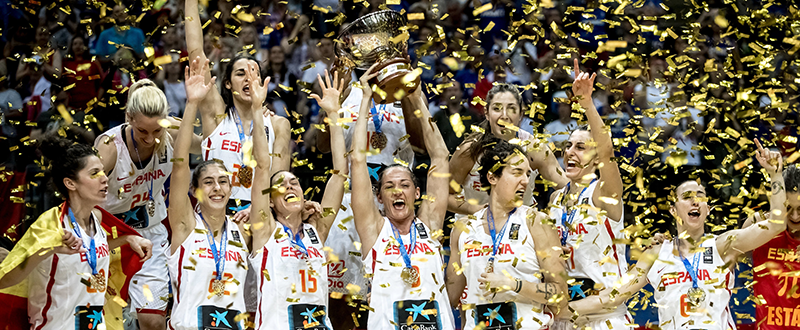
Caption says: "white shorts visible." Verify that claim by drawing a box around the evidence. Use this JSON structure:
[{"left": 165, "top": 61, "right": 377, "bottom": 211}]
[{"left": 129, "top": 223, "right": 170, "bottom": 314}]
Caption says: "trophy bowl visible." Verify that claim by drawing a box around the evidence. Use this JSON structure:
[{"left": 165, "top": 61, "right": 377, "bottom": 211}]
[{"left": 337, "top": 10, "right": 420, "bottom": 104}]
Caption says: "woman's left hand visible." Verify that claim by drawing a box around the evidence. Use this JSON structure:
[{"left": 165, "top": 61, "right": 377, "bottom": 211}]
[
  {"left": 245, "top": 62, "right": 271, "bottom": 112},
  {"left": 478, "top": 272, "right": 515, "bottom": 298},
  {"left": 571, "top": 58, "right": 596, "bottom": 99},
  {"left": 302, "top": 201, "right": 323, "bottom": 226},
  {"left": 127, "top": 236, "right": 153, "bottom": 262},
  {"left": 232, "top": 205, "right": 252, "bottom": 223}
]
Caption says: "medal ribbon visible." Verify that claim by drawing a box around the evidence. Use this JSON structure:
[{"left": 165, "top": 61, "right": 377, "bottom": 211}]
[
  {"left": 282, "top": 224, "right": 309, "bottom": 258},
  {"left": 130, "top": 127, "right": 155, "bottom": 206},
  {"left": 233, "top": 108, "right": 254, "bottom": 164},
  {"left": 391, "top": 221, "right": 417, "bottom": 270},
  {"left": 67, "top": 206, "right": 98, "bottom": 275},
  {"left": 487, "top": 206, "right": 516, "bottom": 265},
  {"left": 370, "top": 102, "right": 384, "bottom": 134},
  {"left": 199, "top": 212, "right": 228, "bottom": 281},
  {"left": 560, "top": 179, "right": 597, "bottom": 245},
  {"left": 677, "top": 240, "right": 702, "bottom": 289}
]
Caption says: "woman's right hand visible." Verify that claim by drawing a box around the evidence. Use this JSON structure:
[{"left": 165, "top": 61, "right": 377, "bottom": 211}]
[
  {"left": 55, "top": 229, "right": 86, "bottom": 255},
  {"left": 311, "top": 70, "right": 345, "bottom": 115},
  {"left": 358, "top": 62, "right": 382, "bottom": 100},
  {"left": 185, "top": 56, "right": 217, "bottom": 104},
  {"left": 755, "top": 138, "right": 783, "bottom": 176}
]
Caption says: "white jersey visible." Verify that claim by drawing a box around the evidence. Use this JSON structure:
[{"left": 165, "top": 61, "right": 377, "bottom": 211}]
[
  {"left": 100, "top": 124, "right": 172, "bottom": 229},
  {"left": 28, "top": 207, "right": 111, "bottom": 330},
  {"left": 462, "top": 130, "right": 539, "bottom": 207},
  {"left": 459, "top": 206, "right": 551, "bottom": 329},
  {"left": 325, "top": 192, "right": 367, "bottom": 296},
  {"left": 341, "top": 88, "right": 414, "bottom": 166},
  {"left": 549, "top": 181, "right": 627, "bottom": 310},
  {"left": 250, "top": 223, "right": 331, "bottom": 330},
  {"left": 167, "top": 213, "right": 249, "bottom": 330},
  {"left": 647, "top": 237, "right": 736, "bottom": 330},
  {"left": 202, "top": 110, "right": 276, "bottom": 202},
  {"left": 364, "top": 218, "right": 455, "bottom": 330}
]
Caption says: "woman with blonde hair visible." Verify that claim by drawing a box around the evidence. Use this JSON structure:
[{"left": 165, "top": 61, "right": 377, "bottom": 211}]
[{"left": 94, "top": 78, "right": 202, "bottom": 330}]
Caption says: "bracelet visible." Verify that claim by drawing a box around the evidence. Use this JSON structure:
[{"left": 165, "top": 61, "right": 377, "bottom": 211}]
[{"left": 514, "top": 280, "right": 522, "bottom": 293}]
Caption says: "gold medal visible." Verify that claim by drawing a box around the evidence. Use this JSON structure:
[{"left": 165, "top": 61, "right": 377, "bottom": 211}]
[
  {"left": 401, "top": 267, "right": 419, "bottom": 286},
  {"left": 212, "top": 278, "right": 225, "bottom": 297},
  {"left": 687, "top": 287, "right": 705, "bottom": 306},
  {"left": 485, "top": 259, "right": 495, "bottom": 273},
  {"left": 237, "top": 165, "right": 253, "bottom": 188},
  {"left": 90, "top": 273, "right": 106, "bottom": 292},
  {"left": 146, "top": 199, "right": 156, "bottom": 217},
  {"left": 370, "top": 132, "right": 387, "bottom": 150}
]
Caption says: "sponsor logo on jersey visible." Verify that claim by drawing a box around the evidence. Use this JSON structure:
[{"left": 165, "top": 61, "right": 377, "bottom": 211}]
[
  {"left": 416, "top": 223, "right": 428, "bottom": 239},
  {"left": 509, "top": 224, "right": 520, "bottom": 240},
  {"left": 306, "top": 228, "right": 320, "bottom": 244},
  {"left": 231, "top": 230, "right": 241, "bottom": 243},
  {"left": 703, "top": 247, "right": 713, "bottom": 264},
  {"left": 327, "top": 260, "right": 346, "bottom": 278}
]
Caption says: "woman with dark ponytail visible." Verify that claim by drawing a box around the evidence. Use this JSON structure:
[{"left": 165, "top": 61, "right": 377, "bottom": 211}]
[
  {"left": 0, "top": 135, "right": 152, "bottom": 330},
  {"left": 448, "top": 83, "right": 567, "bottom": 215}
]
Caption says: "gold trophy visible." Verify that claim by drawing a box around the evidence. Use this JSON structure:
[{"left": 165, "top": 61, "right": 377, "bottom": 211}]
[{"left": 336, "top": 10, "right": 420, "bottom": 104}]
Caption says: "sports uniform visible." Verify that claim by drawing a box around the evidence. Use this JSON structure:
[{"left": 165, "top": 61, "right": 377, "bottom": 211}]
[
  {"left": 461, "top": 130, "right": 539, "bottom": 208},
  {"left": 250, "top": 223, "right": 331, "bottom": 330},
  {"left": 364, "top": 218, "right": 455, "bottom": 330},
  {"left": 202, "top": 109, "right": 276, "bottom": 203},
  {"left": 28, "top": 206, "right": 111, "bottom": 330},
  {"left": 459, "top": 205, "right": 552, "bottom": 329},
  {"left": 647, "top": 237, "right": 736, "bottom": 330},
  {"left": 326, "top": 88, "right": 413, "bottom": 299},
  {"left": 98, "top": 124, "right": 173, "bottom": 313},
  {"left": 167, "top": 212, "right": 249, "bottom": 330},
  {"left": 549, "top": 180, "right": 630, "bottom": 330},
  {"left": 751, "top": 230, "right": 800, "bottom": 329}
]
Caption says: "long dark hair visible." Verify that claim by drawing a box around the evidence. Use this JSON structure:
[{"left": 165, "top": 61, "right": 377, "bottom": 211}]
[
  {"left": 39, "top": 134, "right": 97, "bottom": 197},
  {"left": 221, "top": 53, "right": 261, "bottom": 113},
  {"left": 461, "top": 83, "right": 524, "bottom": 161}
]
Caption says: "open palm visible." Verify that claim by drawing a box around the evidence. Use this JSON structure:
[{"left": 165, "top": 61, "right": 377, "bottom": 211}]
[
  {"left": 311, "top": 70, "right": 345, "bottom": 115},
  {"left": 184, "top": 57, "right": 216, "bottom": 104}
]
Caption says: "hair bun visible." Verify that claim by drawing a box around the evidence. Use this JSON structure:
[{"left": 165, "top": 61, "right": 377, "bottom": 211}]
[
  {"left": 129, "top": 78, "right": 157, "bottom": 96},
  {"left": 39, "top": 134, "right": 74, "bottom": 163}
]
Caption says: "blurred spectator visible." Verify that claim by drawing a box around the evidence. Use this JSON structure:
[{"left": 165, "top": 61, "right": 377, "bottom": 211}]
[
  {"left": 98, "top": 49, "right": 146, "bottom": 128},
  {"left": 265, "top": 45, "right": 298, "bottom": 118},
  {"left": 239, "top": 24, "right": 268, "bottom": 62},
  {"left": 38, "top": 2, "right": 79, "bottom": 53},
  {"left": 656, "top": 89, "right": 705, "bottom": 169},
  {"left": 543, "top": 91, "right": 577, "bottom": 167},
  {"left": 94, "top": 4, "right": 146, "bottom": 59},
  {"left": 16, "top": 25, "right": 63, "bottom": 112},
  {"left": 31, "top": 82, "right": 96, "bottom": 145},
  {"left": 62, "top": 35, "right": 104, "bottom": 111},
  {"left": 0, "top": 61, "right": 24, "bottom": 144},
  {"left": 156, "top": 24, "right": 188, "bottom": 59},
  {"left": 159, "top": 54, "right": 186, "bottom": 117},
  {"left": 432, "top": 81, "right": 481, "bottom": 154}
]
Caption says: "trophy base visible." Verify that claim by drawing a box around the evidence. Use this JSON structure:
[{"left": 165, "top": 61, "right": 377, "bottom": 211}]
[{"left": 371, "top": 59, "right": 421, "bottom": 104}]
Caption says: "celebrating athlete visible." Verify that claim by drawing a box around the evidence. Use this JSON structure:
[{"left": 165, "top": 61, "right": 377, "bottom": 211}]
[
  {"left": 446, "top": 140, "right": 568, "bottom": 329},
  {"left": 166, "top": 58, "right": 251, "bottom": 330},
  {"left": 351, "top": 63, "right": 455, "bottom": 329},
  {"left": 569, "top": 140, "right": 786, "bottom": 330},
  {"left": 248, "top": 67, "right": 348, "bottom": 329}
]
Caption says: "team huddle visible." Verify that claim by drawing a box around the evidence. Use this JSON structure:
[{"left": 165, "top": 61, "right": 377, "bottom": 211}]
[{"left": 1, "top": 5, "right": 800, "bottom": 330}]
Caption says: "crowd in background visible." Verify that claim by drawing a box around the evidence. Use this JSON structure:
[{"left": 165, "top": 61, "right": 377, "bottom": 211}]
[{"left": 0, "top": 0, "right": 799, "bottom": 325}]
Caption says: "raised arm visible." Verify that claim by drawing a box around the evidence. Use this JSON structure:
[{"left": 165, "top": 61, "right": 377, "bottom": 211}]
[
  {"left": 311, "top": 70, "right": 348, "bottom": 243},
  {"left": 246, "top": 62, "right": 276, "bottom": 252},
  {"left": 184, "top": 0, "right": 224, "bottom": 138},
  {"left": 351, "top": 64, "right": 384, "bottom": 255},
  {"left": 573, "top": 58, "right": 623, "bottom": 222},
  {"left": 447, "top": 142, "right": 485, "bottom": 215},
  {"left": 445, "top": 219, "right": 467, "bottom": 307},
  {"left": 527, "top": 139, "right": 567, "bottom": 190},
  {"left": 412, "top": 84, "right": 450, "bottom": 233},
  {"left": 270, "top": 115, "right": 292, "bottom": 172},
  {"left": 169, "top": 58, "right": 217, "bottom": 250},
  {"left": 717, "top": 139, "right": 785, "bottom": 262}
]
